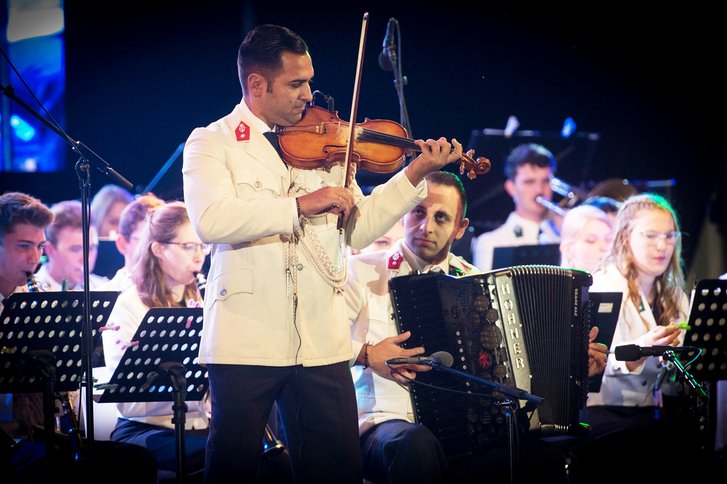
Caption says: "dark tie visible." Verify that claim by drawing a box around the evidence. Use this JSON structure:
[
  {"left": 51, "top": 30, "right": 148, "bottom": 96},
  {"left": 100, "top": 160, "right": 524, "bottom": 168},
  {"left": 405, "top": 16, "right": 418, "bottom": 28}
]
[{"left": 263, "top": 131, "right": 282, "bottom": 157}]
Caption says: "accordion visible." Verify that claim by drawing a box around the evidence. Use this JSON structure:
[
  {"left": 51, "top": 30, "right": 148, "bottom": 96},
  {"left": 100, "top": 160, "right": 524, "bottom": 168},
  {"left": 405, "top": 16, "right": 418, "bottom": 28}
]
[{"left": 389, "top": 265, "right": 592, "bottom": 459}]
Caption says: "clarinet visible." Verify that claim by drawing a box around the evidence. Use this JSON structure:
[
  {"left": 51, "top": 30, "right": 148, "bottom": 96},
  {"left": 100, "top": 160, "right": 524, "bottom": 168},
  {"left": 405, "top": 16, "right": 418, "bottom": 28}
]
[
  {"left": 195, "top": 271, "right": 207, "bottom": 300},
  {"left": 195, "top": 271, "right": 284, "bottom": 457}
]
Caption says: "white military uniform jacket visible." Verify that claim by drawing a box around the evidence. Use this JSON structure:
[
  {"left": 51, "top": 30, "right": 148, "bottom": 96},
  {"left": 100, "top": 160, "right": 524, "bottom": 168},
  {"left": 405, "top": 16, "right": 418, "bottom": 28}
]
[
  {"left": 587, "top": 263, "right": 688, "bottom": 408},
  {"left": 183, "top": 101, "right": 427, "bottom": 367},
  {"left": 471, "top": 211, "right": 560, "bottom": 272},
  {"left": 345, "top": 239, "right": 479, "bottom": 435}
]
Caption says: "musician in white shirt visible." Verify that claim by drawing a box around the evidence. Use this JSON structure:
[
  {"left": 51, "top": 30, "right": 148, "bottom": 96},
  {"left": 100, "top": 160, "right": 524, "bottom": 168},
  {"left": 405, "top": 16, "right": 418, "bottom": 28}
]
[{"left": 471, "top": 143, "right": 560, "bottom": 271}]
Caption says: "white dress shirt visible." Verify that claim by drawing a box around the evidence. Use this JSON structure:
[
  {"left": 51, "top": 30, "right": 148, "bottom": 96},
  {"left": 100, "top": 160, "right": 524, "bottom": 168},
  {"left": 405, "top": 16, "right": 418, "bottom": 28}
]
[{"left": 471, "top": 211, "right": 560, "bottom": 271}]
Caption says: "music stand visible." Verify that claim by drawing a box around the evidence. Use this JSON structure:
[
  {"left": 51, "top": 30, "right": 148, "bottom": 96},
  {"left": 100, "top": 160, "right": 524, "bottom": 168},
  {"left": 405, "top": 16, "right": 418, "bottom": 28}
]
[
  {"left": 587, "top": 291, "right": 623, "bottom": 393},
  {"left": 98, "top": 307, "right": 207, "bottom": 483},
  {"left": 0, "top": 291, "right": 119, "bottom": 452},
  {"left": 682, "top": 278, "right": 727, "bottom": 450}
]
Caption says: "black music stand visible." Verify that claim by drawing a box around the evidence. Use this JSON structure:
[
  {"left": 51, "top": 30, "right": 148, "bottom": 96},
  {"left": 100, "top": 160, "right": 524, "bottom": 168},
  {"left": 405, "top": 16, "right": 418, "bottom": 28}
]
[
  {"left": 98, "top": 307, "right": 207, "bottom": 483},
  {"left": 682, "top": 278, "right": 727, "bottom": 450},
  {"left": 0, "top": 291, "right": 119, "bottom": 453},
  {"left": 587, "top": 291, "right": 623, "bottom": 393}
]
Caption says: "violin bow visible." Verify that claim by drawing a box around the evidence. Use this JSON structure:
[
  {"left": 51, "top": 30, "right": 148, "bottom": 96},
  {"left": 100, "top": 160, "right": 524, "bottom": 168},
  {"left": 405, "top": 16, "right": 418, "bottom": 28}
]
[{"left": 338, "top": 11, "right": 369, "bottom": 230}]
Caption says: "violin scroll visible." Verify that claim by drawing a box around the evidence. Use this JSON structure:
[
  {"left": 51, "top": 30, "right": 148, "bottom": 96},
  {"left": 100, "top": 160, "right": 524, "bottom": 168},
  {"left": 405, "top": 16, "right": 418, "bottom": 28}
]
[{"left": 458, "top": 153, "right": 491, "bottom": 180}]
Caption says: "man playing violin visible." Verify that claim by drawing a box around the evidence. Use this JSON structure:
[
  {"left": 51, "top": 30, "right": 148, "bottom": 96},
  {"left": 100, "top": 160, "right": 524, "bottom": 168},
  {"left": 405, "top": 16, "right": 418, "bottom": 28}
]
[{"left": 182, "top": 24, "right": 470, "bottom": 483}]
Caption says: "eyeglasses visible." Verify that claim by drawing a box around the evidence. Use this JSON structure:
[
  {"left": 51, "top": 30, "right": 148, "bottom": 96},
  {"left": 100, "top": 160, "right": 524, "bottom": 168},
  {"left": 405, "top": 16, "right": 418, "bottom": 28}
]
[
  {"left": 638, "top": 230, "right": 681, "bottom": 245},
  {"left": 163, "top": 241, "right": 211, "bottom": 255}
]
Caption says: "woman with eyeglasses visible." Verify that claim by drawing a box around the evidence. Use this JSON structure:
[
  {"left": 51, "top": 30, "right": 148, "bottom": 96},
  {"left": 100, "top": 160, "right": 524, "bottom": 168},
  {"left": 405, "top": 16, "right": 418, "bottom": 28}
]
[
  {"left": 578, "top": 193, "right": 706, "bottom": 478},
  {"left": 102, "top": 201, "right": 209, "bottom": 480}
]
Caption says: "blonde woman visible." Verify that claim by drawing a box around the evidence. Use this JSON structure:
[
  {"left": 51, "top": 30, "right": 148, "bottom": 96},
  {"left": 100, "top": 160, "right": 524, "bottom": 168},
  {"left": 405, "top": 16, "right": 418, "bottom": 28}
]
[
  {"left": 559, "top": 204, "right": 614, "bottom": 274},
  {"left": 582, "top": 193, "right": 703, "bottom": 479}
]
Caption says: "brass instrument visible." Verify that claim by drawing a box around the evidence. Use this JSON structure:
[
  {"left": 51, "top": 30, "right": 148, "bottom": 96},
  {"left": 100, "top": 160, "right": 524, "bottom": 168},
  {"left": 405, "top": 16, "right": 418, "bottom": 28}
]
[
  {"left": 536, "top": 195, "right": 567, "bottom": 217},
  {"left": 58, "top": 391, "right": 84, "bottom": 461},
  {"left": 550, "top": 176, "right": 589, "bottom": 208},
  {"left": 261, "top": 421, "right": 285, "bottom": 457}
]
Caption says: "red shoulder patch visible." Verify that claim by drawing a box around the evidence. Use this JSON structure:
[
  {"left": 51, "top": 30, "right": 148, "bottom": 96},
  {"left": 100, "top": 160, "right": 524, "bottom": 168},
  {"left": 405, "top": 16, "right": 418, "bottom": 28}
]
[
  {"left": 387, "top": 251, "right": 403, "bottom": 269},
  {"left": 235, "top": 121, "right": 250, "bottom": 141}
]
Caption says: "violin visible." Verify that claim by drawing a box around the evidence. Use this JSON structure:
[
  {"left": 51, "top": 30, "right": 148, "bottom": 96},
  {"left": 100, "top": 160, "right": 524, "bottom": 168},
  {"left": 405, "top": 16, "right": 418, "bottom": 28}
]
[{"left": 277, "top": 105, "right": 491, "bottom": 180}]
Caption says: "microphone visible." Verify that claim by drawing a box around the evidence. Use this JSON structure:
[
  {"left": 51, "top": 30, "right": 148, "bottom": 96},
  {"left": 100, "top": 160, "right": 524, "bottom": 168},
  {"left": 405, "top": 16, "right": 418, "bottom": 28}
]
[
  {"left": 378, "top": 18, "right": 396, "bottom": 71},
  {"left": 614, "top": 344, "right": 688, "bottom": 361},
  {"left": 309, "top": 90, "right": 335, "bottom": 112},
  {"left": 386, "top": 351, "right": 454, "bottom": 367}
]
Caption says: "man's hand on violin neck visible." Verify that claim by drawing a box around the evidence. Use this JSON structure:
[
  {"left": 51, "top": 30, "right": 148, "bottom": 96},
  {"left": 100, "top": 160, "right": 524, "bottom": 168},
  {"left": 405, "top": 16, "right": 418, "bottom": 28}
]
[
  {"left": 298, "top": 187, "right": 355, "bottom": 219},
  {"left": 405, "top": 137, "right": 463, "bottom": 186}
]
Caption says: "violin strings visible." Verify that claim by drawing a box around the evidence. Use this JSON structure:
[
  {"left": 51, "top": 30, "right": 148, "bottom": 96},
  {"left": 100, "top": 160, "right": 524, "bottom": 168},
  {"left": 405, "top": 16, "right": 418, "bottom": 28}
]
[
  {"left": 356, "top": 127, "right": 419, "bottom": 150},
  {"left": 319, "top": 122, "right": 476, "bottom": 163}
]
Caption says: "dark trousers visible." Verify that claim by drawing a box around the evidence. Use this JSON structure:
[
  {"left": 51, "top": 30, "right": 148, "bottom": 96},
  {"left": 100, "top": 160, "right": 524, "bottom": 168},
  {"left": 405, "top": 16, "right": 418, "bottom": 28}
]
[
  {"left": 361, "top": 418, "right": 569, "bottom": 484},
  {"left": 205, "top": 362, "right": 362, "bottom": 483},
  {"left": 361, "top": 419, "right": 447, "bottom": 484}
]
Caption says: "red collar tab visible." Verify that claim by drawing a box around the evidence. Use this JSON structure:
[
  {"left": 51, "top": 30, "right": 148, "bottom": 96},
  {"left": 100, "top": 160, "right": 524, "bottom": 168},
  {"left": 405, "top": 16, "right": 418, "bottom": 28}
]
[
  {"left": 388, "top": 251, "right": 403, "bottom": 270},
  {"left": 235, "top": 121, "right": 250, "bottom": 141}
]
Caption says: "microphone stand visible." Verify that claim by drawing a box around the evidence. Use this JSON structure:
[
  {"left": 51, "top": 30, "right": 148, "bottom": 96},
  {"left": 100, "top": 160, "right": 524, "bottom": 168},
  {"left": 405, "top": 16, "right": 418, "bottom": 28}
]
[
  {"left": 427, "top": 361, "right": 543, "bottom": 408},
  {"left": 384, "top": 19, "right": 414, "bottom": 163},
  {"left": 662, "top": 350, "right": 708, "bottom": 398},
  {"left": 1, "top": 83, "right": 134, "bottom": 457},
  {"left": 426, "top": 361, "right": 543, "bottom": 484}
]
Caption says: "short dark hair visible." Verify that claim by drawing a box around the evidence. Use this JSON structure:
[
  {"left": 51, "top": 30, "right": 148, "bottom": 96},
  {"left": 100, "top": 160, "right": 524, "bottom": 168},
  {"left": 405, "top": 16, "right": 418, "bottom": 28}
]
[
  {"left": 0, "top": 192, "right": 53, "bottom": 244},
  {"left": 503, "top": 143, "right": 557, "bottom": 180},
  {"left": 424, "top": 171, "right": 468, "bottom": 219},
  {"left": 237, "top": 24, "right": 309, "bottom": 93}
]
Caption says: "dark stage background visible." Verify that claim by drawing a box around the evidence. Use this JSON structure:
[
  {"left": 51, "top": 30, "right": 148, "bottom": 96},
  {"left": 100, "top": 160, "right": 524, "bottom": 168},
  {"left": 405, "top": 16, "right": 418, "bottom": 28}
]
[{"left": 2, "top": 1, "right": 725, "bottom": 273}]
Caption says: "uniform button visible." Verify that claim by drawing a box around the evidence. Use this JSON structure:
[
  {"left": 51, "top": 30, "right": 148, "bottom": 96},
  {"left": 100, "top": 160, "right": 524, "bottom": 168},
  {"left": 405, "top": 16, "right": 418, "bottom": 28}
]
[
  {"left": 297, "top": 264, "right": 304, "bottom": 271},
  {"left": 219, "top": 288, "right": 227, "bottom": 296},
  {"left": 254, "top": 181, "right": 262, "bottom": 189}
]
